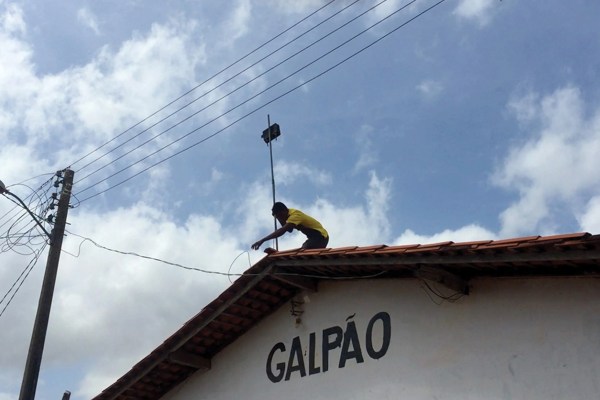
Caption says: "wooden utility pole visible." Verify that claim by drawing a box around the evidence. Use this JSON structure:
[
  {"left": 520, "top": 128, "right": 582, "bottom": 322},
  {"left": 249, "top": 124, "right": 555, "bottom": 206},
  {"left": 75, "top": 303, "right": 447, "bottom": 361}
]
[{"left": 19, "top": 169, "right": 74, "bottom": 400}]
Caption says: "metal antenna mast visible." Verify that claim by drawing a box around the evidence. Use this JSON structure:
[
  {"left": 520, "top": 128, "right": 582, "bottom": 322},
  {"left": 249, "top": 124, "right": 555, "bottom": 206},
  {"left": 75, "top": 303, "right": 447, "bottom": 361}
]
[{"left": 261, "top": 116, "right": 281, "bottom": 250}]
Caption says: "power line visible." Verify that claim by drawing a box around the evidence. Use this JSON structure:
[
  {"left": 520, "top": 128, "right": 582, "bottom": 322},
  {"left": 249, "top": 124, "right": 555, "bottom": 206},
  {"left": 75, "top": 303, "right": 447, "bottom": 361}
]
[
  {"left": 64, "top": 230, "right": 388, "bottom": 280},
  {"left": 67, "top": 0, "right": 338, "bottom": 172},
  {"left": 76, "top": 0, "right": 446, "bottom": 203},
  {"left": 73, "top": 0, "right": 409, "bottom": 198},
  {"left": 0, "top": 242, "right": 48, "bottom": 319},
  {"left": 72, "top": 0, "right": 365, "bottom": 186},
  {"left": 0, "top": 175, "right": 60, "bottom": 256},
  {"left": 0, "top": 176, "right": 54, "bottom": 229},
  {"left": 65, "top": 230, "right": 244, "bottom": 277}
]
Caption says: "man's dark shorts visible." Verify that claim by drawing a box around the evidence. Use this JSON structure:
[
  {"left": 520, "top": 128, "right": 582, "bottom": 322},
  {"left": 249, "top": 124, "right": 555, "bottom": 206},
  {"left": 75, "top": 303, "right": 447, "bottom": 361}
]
[{"left": 302, "top": 235, "right": 329, "bottom": 249}]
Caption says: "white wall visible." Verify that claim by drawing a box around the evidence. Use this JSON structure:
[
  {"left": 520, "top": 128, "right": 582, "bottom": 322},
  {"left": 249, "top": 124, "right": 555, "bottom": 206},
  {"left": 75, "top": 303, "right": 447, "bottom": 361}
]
[{"left": 163, "top": 277, "right": 600, "bottom": 400}]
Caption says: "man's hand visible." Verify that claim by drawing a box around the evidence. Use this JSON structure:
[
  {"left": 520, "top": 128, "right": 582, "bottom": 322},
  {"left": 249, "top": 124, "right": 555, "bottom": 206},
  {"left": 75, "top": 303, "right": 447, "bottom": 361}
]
[{"left": 251, "top": 239, "right": 264, "bottom": 250}]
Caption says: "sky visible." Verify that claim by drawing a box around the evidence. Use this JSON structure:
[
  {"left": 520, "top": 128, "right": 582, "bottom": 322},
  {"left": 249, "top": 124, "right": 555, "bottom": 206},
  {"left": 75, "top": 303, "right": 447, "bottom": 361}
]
[{"left": 0, "top": 0, "right": 599, "bottom": 398}]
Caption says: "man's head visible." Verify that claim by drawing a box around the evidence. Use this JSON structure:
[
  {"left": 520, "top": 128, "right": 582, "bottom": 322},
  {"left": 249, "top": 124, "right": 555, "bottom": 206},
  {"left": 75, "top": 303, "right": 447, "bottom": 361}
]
[{"left": 271, "top": 202, "right": 289, "bottom": 222}]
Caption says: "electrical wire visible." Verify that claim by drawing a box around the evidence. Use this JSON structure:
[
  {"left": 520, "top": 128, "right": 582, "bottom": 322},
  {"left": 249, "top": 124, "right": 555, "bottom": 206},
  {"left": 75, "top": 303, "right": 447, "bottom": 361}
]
[
  {"left": 65, "top": 230, "right": 243, "bottom": 277},
  {"left": 67, "top": 0, "right": 338, "bottom": 172},
  {"left": 64, "top": 230, "right": 389, "bottom": 280},
  {"left": 75, "top": 0, "right": 447, "bottom": 203},
  {"left": 228, "top": 250, "right": 252, "bottom": 283},
  {"left": 72, "top": 0, "right": 368, "bottom": 187},
  {"left": 0, "top": 242, "right": 48, "bottom": 319},
  {"left": 0, "top": 175, "right": 58, "bottom": 255},
  {"left": 2, "top": 0, "right": 447, "bottom": 211},
  {"left": 419, "top": 279, "right": 465, "bottom": 304},
  {"left": 0, "top": 175, "right": 54, "bottom": 229}
]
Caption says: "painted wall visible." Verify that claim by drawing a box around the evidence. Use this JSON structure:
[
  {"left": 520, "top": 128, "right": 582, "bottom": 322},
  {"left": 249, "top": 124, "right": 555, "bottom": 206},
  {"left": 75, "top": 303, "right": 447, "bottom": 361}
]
[{"left": 163, "top": 277, "right": 600, "bottom": 400}]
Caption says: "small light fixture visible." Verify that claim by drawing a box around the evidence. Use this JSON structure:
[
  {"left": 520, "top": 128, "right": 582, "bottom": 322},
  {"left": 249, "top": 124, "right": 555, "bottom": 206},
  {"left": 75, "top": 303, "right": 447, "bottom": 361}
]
[{"left": 261, "top": 123, "right": 281, "bottom": 144}]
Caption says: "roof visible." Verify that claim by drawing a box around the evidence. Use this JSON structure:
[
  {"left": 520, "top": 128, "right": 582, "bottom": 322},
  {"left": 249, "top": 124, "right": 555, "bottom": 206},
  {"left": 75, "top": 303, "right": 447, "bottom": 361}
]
[{"left": 93, "top": 232, "right": 600, "bottom": 400}]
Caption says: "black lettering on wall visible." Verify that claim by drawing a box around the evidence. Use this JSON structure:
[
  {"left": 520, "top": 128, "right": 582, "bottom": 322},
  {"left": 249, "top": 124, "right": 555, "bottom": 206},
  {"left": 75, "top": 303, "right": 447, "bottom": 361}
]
[
  {"left": 266, "top": 342, "right": 286, "bottom": 383},
  {"left": 339, "top": 320, "right": 365, "bottom": 368},
  {"left": 366, "top": 312, "right": 391, "bottom": 360},
  {"left": 266, "top": 311, "right": 392, "bottom": 383},
  {"left": 308, "top": 332, "right": 320, "bottom": 375},
  {"left": 322, "top": 326, "right": 343, "bottom": 373},
  {"left": 285, "top": 336, "right": 307, "bottom": 381}
]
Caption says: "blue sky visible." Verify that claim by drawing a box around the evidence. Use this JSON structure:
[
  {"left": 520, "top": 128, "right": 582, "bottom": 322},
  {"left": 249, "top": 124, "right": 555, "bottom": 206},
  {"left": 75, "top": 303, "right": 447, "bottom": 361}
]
[{"left": 1, "top": 0, "right": 599, "bottom": 398}]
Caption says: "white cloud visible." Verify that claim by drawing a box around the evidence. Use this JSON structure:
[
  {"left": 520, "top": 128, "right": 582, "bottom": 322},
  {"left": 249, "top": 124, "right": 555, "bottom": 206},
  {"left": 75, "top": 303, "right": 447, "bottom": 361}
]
[
  {"left": 268, "top": 0, "right": 327, "bottom": 15},
  {"left": 0, "top": 2, "right": 25, "bottom": 34},
  {"left": 314, "top": 171, "right": 392, "bottom": 246},
  {"left": 394, "top": 224, "right": 497, "bottom": 245},
  {"left": 274, "top": 160, "right": 333, "bottom": 186},
  {"left": 453, "top": 0, "right": 497, "bottom": 26},
  {"left": 0, "top": 4, "right": 37, "bottom": 138},
  {"left": 192, "top": 167, "right": 226, "bottom": 198},
  {"left": 77, "top": 7, "right": 101, "bottom": 35},
  {"left": 371, "top": 0, "right": 404, "bottom": 20},
  {"left": 354, "top": 125, "right": 378, "bottom": 172},
  {"left": 578, "top": 196, "right": 600, "bottom": 233},
  {"left": 222, "top": 0, "right": 252, "bottom": 46},
  {"left": 507, "top": 90, "right": 539, "bottom": 126},
  {"left": 417, "top": 79, "right": 443, "bottom": 99},
  {"left": 0, "top": 8, "right": 213, "bottom": 192},
  {"left": 494, "top": 86, "right": 600, "bottom": 236}
]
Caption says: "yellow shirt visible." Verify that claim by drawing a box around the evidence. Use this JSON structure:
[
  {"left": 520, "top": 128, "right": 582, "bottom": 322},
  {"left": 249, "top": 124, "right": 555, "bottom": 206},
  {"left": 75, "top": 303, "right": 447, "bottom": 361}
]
[{"left": 286, "top": 208, "right": 328, "bottom": 238}]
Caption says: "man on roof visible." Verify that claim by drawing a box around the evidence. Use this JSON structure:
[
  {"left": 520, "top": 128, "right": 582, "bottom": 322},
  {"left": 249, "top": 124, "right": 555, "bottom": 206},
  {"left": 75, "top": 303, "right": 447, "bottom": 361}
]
[{"left": 252, "top": 202, "right": 329, "bottom": 251}]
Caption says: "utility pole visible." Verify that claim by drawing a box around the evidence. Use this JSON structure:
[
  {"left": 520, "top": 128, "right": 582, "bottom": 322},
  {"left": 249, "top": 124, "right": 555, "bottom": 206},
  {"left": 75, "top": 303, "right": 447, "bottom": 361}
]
[{"left": 19, "top": 169, "right": 74, "bottom": 400}]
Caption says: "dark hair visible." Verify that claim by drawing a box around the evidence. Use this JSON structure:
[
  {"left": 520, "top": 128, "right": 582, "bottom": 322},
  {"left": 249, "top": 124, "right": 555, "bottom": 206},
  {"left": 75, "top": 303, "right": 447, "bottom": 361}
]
[{"left": 271, "top": 202, "right": 288, "bottom": 214}]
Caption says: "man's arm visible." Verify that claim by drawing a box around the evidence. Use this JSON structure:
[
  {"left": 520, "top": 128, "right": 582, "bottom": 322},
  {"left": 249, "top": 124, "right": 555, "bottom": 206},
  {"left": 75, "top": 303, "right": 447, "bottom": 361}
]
[{"left": 252, "top": 222, "right": 295, "bottom": 250}]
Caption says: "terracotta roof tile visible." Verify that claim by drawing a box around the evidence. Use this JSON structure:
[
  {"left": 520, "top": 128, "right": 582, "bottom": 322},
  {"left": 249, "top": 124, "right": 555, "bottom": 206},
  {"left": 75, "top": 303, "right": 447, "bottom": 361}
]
[
  {"left": 269, "top": 248, "right": 300, "bottom": 257},
  {"left": 404, "top": 241, "right": 454, "bottom": 253},
  {"left": 298, "top": 248, "right": 330, "bottom": 256},
  {"left": 478, "top": 236, "right": 540, "bottom": 250},
  {"left": 373, "top": 244, "right": 420, "bottom": 254},
  {"left": 319, "top": 246, "right": 359, "bottom": 256},
  {"left": 513, "top": 234, "right": 589, "bottom": 249},
  {"left": 451, "top": 240, "right": 494, "bottom": 248},
  {"left": 348, "top": 244, "right": 388, "bottom": 254},
  {"left": 533, "top": 232, "right": 589, "bottom": 241},
  {"left": 446, "top": 240, "right": 494, "bottom": 251}
]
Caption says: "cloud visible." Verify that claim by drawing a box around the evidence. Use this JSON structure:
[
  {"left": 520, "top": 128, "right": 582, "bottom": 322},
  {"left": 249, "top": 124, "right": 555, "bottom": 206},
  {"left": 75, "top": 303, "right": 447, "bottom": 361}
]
[
  {"left": 394, "top": 224, "right": 497, "bottom": 245},
  {"left": 0, "top": 7, "right": 215, "bottom": 195},
  {"left": 494, "top": 86, "right": 600, "bottom": 236},
  {"left": 268, "top": 0, "right": 328, "bottom": 15},
  {"left": 353, "top": 125, "right": 378, "bottom": 172},
  {"left": 0, "top": 3, "right": 37, "bottom": 138},
  {"left": 416, "top": 79, "right": 443, "bottom": 99},
  {"left": 313, "top": 171, "right": 393, "bottom": 246},
  {"left": 453, "top": 0, "right": 497, "bottom": 26},
  {"left": 0, "top": 2, "right": 25, "bottom": 35},
  {"left": 274, "top": 160, "right": 333, "bottom": 186},
  {"left": 221, "top": 0, "right": 252, "bottom": 47},
  {"left": 578, "top": 196, "right": 600, "bottom": 233},
  {"left": 77, "top": 8, "right": 101, "bottom": 35}
]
